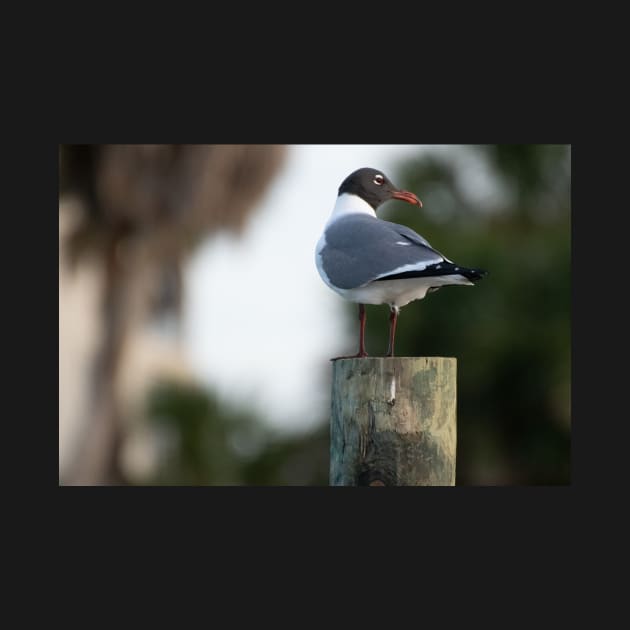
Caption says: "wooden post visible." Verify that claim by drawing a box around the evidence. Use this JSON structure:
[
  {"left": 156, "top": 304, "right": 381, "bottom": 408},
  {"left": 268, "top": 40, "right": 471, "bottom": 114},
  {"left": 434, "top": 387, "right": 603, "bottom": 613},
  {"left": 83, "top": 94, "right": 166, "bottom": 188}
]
[{"left": 330, "top": 357, "right": 457, "bottom": 486}]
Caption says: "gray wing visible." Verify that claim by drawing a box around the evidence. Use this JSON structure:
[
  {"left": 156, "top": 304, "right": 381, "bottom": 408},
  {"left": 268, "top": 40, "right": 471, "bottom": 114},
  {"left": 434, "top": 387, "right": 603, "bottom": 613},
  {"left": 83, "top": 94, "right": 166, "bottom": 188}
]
[{"left": 321, "top": 215, "right": 448, "bottom": 289}]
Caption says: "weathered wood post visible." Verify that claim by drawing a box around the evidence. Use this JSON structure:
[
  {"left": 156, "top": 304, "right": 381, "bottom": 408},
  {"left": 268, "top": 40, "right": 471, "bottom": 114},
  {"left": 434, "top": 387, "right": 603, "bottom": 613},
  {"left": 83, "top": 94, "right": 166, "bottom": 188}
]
[{"left": 330, "top": 357, "right": 457, "bottom": 486}]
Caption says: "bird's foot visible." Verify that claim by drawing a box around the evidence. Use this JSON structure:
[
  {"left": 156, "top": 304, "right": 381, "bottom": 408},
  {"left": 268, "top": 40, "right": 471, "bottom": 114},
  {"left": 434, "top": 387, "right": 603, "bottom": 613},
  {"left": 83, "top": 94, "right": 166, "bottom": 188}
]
[{"left": 330, "top": 351, "right": 369, "bottom": 361}]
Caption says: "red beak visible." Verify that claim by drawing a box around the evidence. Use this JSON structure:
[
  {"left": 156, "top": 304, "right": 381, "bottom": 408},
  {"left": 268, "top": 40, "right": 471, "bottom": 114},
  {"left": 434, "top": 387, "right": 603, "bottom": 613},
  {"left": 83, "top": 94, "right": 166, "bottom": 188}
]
[{"left": 391, "top": 190, "right": 423, "bottom": 207}]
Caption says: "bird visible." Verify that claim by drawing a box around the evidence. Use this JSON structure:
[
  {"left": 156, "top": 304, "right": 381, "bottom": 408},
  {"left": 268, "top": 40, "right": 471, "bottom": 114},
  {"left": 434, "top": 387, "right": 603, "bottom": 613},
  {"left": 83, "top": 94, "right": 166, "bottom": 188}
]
[{"left": 315, "top": 167, "right": 487, "bottom": 358}]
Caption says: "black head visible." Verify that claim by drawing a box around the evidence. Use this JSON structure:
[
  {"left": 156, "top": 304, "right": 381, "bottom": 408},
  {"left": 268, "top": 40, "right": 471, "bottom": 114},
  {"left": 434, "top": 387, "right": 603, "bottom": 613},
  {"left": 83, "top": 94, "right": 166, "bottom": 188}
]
[{"left": 338, "top": 167, "right": 422, "bottom": 210}]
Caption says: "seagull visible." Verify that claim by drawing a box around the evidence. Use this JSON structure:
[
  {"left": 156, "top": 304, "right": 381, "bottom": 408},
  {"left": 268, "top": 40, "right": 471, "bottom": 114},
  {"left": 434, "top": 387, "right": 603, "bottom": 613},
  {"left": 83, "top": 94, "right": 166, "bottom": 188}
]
[{"left": 315, "top": 167, "right": 487, "bottom": 359}]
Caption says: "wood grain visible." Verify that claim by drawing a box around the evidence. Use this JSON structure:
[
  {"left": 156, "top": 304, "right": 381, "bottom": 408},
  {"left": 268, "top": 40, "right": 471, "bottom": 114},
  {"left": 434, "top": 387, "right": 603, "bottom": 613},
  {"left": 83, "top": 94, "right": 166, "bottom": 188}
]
[{"left": 330, "top": 357, "right": 457, "bottom": 486}]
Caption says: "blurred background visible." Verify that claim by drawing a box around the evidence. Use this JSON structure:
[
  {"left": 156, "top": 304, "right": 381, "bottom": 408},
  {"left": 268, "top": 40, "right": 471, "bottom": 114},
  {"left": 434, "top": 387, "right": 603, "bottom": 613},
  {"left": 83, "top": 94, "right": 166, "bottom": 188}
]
[{"left": 59, "top": 144, "right": 571, "bottom": 485}]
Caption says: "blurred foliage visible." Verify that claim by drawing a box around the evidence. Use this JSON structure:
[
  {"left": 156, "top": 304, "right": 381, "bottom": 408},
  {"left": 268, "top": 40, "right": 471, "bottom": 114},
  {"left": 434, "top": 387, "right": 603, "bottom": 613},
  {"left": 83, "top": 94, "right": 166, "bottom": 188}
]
[
  {"left": 137, "top": 144, "right": 570, "bottom": 486},
  {"left": 143, "top": 382, "right": 329, "bottom": 485}
]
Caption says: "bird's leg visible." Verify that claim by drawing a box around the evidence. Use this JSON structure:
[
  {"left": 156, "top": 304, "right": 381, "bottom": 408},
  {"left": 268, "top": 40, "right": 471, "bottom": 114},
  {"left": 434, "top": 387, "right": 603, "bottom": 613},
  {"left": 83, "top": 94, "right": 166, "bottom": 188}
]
[
  {"left": 357, "top": 302, "right": 368, "bottom": 357},
  {"left": 385, "top": 306, "right": 399, "bottom": 357},
  {"left": 331, "top": 303, "right": 369, "bottom": 360}
]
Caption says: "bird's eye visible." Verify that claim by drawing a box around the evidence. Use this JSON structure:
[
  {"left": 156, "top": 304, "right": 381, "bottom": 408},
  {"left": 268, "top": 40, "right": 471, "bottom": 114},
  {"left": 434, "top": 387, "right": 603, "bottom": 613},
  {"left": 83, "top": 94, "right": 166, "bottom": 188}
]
[{"left": 374, "top": 174, "right": 384, "bottom": 185}]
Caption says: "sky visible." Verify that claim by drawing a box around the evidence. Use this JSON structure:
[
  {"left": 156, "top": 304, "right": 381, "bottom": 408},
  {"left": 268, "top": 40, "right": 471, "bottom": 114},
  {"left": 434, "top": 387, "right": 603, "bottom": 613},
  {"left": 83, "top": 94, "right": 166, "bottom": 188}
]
[{"left": 181, "top": 145, "right": 432, "bottom": 433}]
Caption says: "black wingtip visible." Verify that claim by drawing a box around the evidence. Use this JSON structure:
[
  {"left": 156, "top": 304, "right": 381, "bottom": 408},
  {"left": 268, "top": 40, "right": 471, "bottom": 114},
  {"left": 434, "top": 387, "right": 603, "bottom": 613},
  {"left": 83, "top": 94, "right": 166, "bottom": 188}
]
[
  {"left": 463, "top": 268, "right": 488, "bottom": 282},
  {"left": 374, "top": 263, "right": 489, "bottom": 283}
]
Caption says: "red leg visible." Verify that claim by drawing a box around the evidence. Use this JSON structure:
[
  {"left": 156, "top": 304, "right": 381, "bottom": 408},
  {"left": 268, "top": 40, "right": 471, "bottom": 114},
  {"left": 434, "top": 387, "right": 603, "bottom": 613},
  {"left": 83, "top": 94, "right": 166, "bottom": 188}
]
[
  {"left": 386, "top": 306, "right": 399, "bottom": 357},
  {"left": 331, "top": 303, "right": 369, "bottom": 360},
  {"left": 358, "top": 303, "right": 367, "bottom": 357}
]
